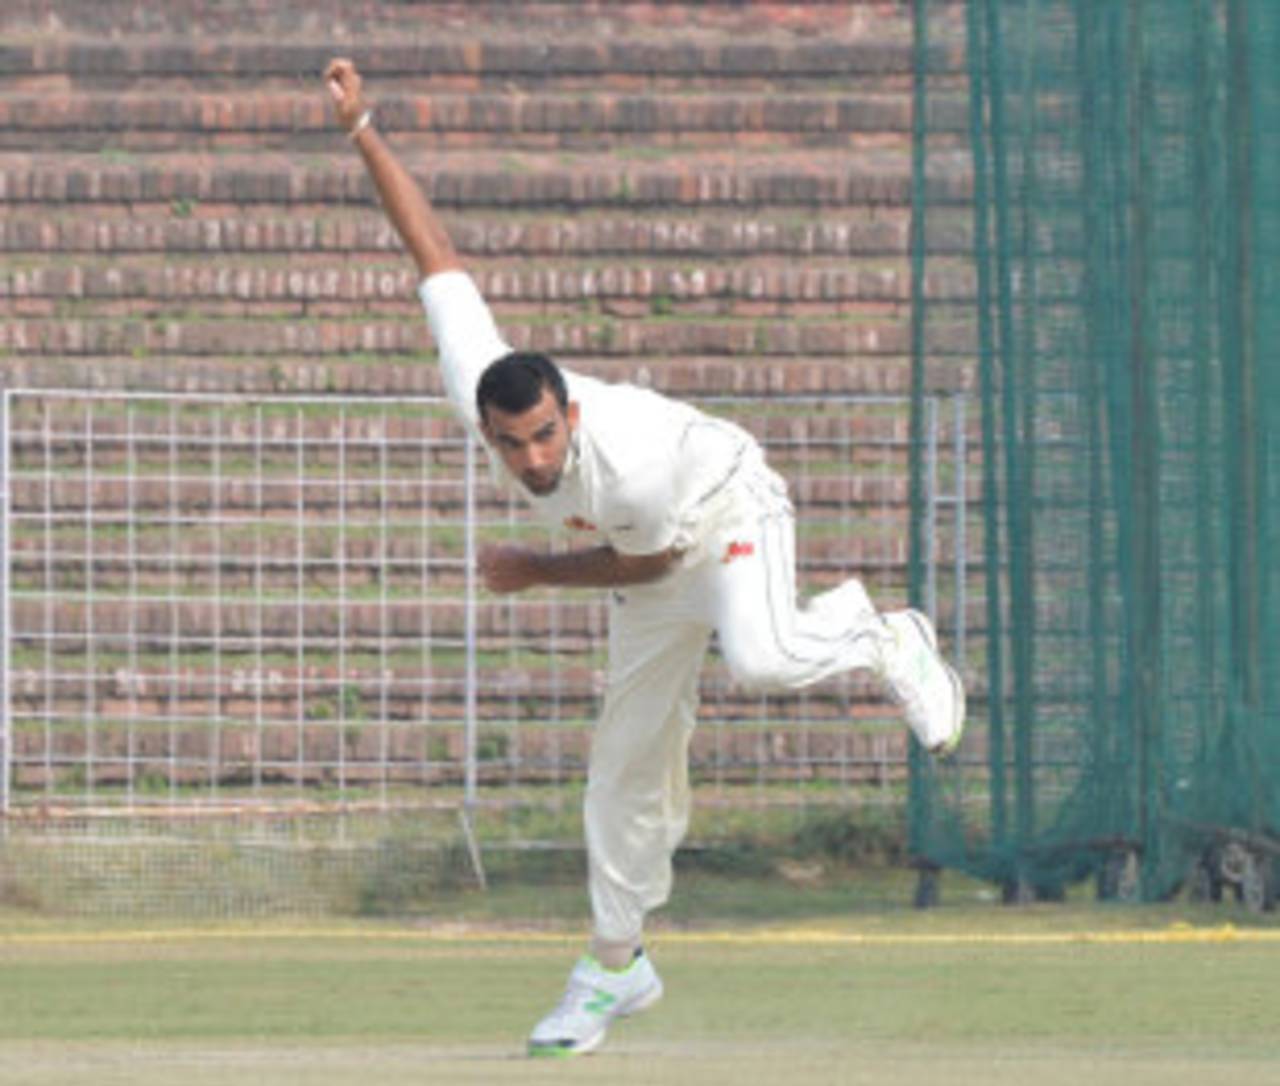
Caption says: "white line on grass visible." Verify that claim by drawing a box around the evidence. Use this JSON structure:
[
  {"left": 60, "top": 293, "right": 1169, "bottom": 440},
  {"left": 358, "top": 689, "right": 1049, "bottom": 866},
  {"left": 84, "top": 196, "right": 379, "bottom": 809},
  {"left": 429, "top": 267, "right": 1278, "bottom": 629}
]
[{"left": 2, "top": 924, "right": 1279, "bottom": 948}]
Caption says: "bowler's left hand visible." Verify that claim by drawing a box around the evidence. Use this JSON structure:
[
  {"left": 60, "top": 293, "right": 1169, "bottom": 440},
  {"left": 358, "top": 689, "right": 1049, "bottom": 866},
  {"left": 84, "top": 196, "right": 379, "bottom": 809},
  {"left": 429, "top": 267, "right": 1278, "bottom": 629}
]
[{"left": 478, "top": 544, "right": 543, "bottom": 593}]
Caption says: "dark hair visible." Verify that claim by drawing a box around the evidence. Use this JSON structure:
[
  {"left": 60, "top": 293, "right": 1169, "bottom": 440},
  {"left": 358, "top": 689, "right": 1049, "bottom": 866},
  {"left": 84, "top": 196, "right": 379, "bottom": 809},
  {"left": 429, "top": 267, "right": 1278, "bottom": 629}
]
[{"left": 475, "top": 351, "right": 569, "bottom": 422}]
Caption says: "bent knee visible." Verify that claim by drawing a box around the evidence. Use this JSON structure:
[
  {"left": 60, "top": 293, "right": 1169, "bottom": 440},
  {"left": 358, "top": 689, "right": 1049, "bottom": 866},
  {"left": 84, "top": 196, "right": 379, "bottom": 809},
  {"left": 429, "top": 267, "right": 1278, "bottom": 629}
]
[{"left": 719, "top": 638, "right": 796, "bottom": 692}]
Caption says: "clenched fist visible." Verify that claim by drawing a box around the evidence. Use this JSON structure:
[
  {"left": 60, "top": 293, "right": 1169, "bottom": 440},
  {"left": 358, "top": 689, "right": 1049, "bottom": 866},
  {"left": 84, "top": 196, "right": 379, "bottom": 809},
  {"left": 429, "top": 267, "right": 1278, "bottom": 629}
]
[
  {"left": 324, "top": 57, "right": 369, "bottom": 134},
  {"left": 478, "top": 544, "right": 544, "bottom": 594}
]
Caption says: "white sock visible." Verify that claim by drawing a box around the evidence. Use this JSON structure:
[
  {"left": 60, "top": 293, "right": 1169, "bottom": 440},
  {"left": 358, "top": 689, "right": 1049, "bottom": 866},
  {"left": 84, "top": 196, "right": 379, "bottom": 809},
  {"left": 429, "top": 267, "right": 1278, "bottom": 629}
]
[{"left": 590, "top": 937, "right": 641, "bottom": 971}]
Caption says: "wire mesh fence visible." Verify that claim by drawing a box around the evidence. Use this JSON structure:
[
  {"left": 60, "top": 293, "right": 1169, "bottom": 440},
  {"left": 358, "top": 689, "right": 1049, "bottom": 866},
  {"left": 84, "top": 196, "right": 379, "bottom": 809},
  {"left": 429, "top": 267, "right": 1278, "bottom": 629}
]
[{"left": 0, "top": 388, "right": 972, "bottom": 914}]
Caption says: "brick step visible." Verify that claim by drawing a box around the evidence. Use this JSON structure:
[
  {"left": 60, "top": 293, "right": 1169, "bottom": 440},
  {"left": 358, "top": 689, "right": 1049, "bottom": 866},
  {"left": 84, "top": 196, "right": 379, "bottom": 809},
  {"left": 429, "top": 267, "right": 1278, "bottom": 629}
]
[
  {"left": 2, "top": 524, "right": 922, "bottom": 560},
  {"left": 9, "top": 661, "right": 911, "bottom": 707},
  {"left": 0, "top": 325, "right": 972, "bottom": 400},
  {"left": 5, "top": 530, "right": 919, "bottom": 587},
  {"left": 0, "top": 353, "right": 936, "bottom": 398},
  {"left": 7, "top": 697, "right": 899, "bottom": 741},
  {"left": 11, "top": 661, "right": 965, "bottom": 715},
  {"left": 2, "top": 259, "right": 976, "bottom": 311},
  {"left": 8, "top": 662, "right": 960, "bottom": 716},
  {"left": 1, "top": 0, "right": 931, "bottom": 38},
  {"left": 0, "top": 149, "right": 973, "bottom": 209},
  {"left": 0, "top": 397, "right": 921, "bottom": 443},
  {"left": 0, "top": 91, "right": 967, "bottom": 153},
  {"left": 0, "top": 208, "right": 974, "bottom": 259},
  {"left": 9, "top": 721, "right": 915, "bottom": 792},
  {"left": 6, "top": 599, "right": 478, "bottom": 641},
  {"left": 5, "top": 589, "right": 977, "bottom": 648},
  {"left": 10, "top": 759, "right": 909, "bottom": 791},
  {"left": 6, "top": 530, "right": 919, "bottom": 584},
  {"left": 2, "top": 387, "right": 919, "bottom": 436},
  {"left": 5, "top": 558, "right": 935, "bottom": 606},
  {"left": 0, "top": 296, "right": 910, "bottom": 324},
  {"left": 0, "top": 32, "right": 958, "bottom": 92},
  {"left": 3, "top": 449, "right": 916, "bottom": 489},
  {"left": 5, "top": 685, "right": 943, "bottom": 731},
  {"left": 7, "top": 586, "right": 952, "bottom": 653},
  {"left": 7, "top": 574, "right": 967, "bottom": 650},
  {"left": 5, "top": 517, "right": 916, "bottom": 576},
  {"left": 10, "top": 724, "right": 910, "bottom": 783},
  {"left": 0, "top": 312, "right": 946, "bottom": 358},
  {"left": 2, "top": 513, "right": 927, "bottom": 557},
  {"left": 10, "top": 609, "right": 988, "bottom": 671},
  {"left": 10, "top": 660, "right": 896, "bottom": 705},
  {"left": 9, "top": 658, "right": 988, "bottom": 719},
  {"left": 1, "top": 525, "right": 910, "bottom": 559}
]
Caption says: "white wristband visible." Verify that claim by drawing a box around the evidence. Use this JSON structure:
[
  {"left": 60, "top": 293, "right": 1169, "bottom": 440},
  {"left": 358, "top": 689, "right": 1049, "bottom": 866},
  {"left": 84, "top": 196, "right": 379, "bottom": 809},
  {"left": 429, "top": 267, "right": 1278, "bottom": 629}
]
[{"left": 347, "top": 110, "right": 373, "bottom": 141}]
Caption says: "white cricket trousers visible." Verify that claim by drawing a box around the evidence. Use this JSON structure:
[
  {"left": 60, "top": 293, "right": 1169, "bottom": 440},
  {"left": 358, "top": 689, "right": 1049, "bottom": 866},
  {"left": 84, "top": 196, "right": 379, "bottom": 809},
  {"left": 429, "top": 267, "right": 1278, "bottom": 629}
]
[{"left": 586, "top": 462, "right": 891, "bottom": 944}]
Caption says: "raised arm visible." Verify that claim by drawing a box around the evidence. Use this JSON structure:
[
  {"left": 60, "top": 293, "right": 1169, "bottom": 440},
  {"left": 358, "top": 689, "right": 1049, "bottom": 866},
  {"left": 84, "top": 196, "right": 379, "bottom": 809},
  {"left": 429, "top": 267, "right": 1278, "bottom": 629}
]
[{"left": 325, "top": 57, "right": 463, "bottom": 279}]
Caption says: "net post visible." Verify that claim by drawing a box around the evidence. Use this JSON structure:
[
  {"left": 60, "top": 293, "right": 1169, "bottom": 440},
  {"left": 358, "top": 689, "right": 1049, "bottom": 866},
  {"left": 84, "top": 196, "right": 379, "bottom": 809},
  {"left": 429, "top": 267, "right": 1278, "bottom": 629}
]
[
  {"left": 457, "top": 804, "right": 488, "bottom": 892},
  {"left": 953, "top": 392, "right": 967, "bottom": 666},
  {"left": 461, "top": 436, "right": 487, "bottom": 890},
  {"left": 924, "top": 394, "right": 939, "bottom": 621},
  {"left": 906, "top": 0, "right": 934, "bottom": 882},
  {"left": 0, "top": 388, "right": 10, "bottom": 819}
]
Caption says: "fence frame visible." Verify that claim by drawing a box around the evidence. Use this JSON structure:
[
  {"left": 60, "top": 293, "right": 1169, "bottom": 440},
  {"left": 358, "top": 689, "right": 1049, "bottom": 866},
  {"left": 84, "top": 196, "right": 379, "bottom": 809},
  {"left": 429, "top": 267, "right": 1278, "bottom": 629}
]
[{"left": 0, "top": 388, "right": 971, "bottom": 870}]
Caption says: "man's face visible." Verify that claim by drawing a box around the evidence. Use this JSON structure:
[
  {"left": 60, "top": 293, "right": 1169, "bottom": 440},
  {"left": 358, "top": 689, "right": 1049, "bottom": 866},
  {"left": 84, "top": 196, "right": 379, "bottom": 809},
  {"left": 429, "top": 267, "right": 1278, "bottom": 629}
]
[{"left": 481, "top": 388, "right": 579, "bottom": 497}]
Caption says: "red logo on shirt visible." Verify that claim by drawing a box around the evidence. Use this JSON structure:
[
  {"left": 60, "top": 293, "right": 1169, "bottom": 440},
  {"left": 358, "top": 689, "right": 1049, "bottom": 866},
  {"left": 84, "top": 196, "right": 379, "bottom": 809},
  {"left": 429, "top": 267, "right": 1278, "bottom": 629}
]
[
  {"left": 564, "top": 516, "right": 598, "bottom": 533},
  {"left": 721, "top": 541, "right": 756, "bottom": 564}
]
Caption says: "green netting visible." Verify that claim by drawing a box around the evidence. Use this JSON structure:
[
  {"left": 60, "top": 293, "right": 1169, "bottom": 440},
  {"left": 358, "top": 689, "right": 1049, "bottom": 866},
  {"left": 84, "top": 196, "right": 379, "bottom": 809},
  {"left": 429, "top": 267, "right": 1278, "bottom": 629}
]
[{"left": 910, "top": 0, "right": 1280, "bottom": 903}]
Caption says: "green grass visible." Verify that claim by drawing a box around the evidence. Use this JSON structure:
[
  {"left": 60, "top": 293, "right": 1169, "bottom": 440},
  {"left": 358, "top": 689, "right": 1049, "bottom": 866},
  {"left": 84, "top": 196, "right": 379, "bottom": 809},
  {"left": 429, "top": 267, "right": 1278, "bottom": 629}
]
[{"left": 1, "top": 903, "right": 1278, "bottom": 1084}]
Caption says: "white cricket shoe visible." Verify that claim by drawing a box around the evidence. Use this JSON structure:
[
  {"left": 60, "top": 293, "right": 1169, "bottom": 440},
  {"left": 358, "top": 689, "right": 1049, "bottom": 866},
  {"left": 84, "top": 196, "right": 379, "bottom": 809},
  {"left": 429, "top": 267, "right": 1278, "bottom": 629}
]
[
  {"left": 880, "top": 609, "right": 965, "bottom": 755},
  {"left": 527, "top": 951, "right": 663, "bottom": 1058}
]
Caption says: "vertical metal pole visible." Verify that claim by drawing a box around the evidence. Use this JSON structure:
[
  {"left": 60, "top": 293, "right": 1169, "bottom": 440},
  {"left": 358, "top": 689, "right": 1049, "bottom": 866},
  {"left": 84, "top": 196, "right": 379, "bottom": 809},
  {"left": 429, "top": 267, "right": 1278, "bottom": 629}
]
[
  {"left": 983, "top": 0, "right": 1035, "bottom": 867},
  {"left": 83, "top": 400, "right": 95, "bottom": 806},
  {"left": 41, "top": 405, "right": 53, "bottom": 802},
  {"left": 336, "top": 405, "right": 347, "bottom": 800},
  {"left": 378, "top": 411, "right": 390, "bottom": 809},
  {"left": 167, "top": 402, "right": 179, "bottom": 803},
  {"left": 0, "top": 390, "right": 11, "bottom": 817},
  {"left": 126, "top": 403, "right": 138, "bottom": 810},
  {"left": 907, "top": 0, "right": 932, "bottom": 877},
  {"left": 1127, "top": 0, "right": 1162, "bottom": 882},
  {"left": 464, "top": 438, "right": 478, "bottom": 811},
  {"left": 953, "top": 393, "right": 968, "bottom": 666},
  {"left": 924, "top": 396, "right": 939, "bottom": 621},
  {"left": 211, "top": 404, "right": 223, "bottom": 802},
  {"left": 1077, "top": 0, "right": 1123, "bottom": 848},
  {"left": 907, "top": 0, "right": 929, "bottom": 618},
  {"left": 1224, "top": 0, "right": 1264, "bottom": 841},
  {"left": 966, "top": 0, "right": 1008, "bottom": 858},
  {"left": 253, "top": 404, "right": 264, "bottom": 800},
  {"left": 459, "top": 436, "right": 486, "bottom": 889},
  {"left": 294, "top": 408, "right": 305, "bottom": 803}
]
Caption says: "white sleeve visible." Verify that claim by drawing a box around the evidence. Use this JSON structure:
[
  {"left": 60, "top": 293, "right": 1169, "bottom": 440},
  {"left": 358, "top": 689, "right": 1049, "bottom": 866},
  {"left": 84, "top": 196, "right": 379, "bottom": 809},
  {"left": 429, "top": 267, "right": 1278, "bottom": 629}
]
[{"left": 418, "top": 271, "right": 513, "bottom": 432}]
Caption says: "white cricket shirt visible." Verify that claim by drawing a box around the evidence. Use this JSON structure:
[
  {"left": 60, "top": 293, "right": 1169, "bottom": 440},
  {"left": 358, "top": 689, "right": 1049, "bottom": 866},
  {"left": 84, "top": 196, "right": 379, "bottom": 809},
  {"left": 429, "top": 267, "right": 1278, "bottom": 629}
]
[{"left": 419, "top": 271, "right": 758, "bottom": 556}]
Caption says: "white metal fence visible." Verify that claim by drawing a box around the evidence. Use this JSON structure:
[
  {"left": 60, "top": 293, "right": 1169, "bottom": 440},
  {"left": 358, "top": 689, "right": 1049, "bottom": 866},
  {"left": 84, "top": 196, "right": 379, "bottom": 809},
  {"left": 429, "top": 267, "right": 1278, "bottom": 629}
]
[{"left": 0, "top": 388, "right": 970, "bottom": 897}]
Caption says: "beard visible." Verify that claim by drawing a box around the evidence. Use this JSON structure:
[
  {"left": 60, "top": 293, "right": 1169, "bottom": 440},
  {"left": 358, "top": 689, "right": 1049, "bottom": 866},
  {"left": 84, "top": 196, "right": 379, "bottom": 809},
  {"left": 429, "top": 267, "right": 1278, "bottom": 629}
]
[{"left": 521, "top": 469, "right": 562, "bottom": 496}]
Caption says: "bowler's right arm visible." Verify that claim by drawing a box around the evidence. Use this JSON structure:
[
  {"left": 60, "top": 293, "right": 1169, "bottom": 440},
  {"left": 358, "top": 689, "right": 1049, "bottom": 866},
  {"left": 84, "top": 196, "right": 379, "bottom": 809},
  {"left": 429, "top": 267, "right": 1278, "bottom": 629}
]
[
  {"left": 326, "top": 57, "right": 510, "bottom": 432},
  {"left": 326, "top": 57, "right": 461, "bottom": 280}
]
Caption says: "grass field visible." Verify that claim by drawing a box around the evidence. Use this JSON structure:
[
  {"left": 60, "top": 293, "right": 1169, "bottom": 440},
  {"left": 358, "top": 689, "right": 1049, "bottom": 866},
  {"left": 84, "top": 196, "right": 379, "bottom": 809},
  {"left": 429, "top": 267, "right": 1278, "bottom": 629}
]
[{"left": 3, "top": 883, "right": 1279, "bottom": 1086}]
